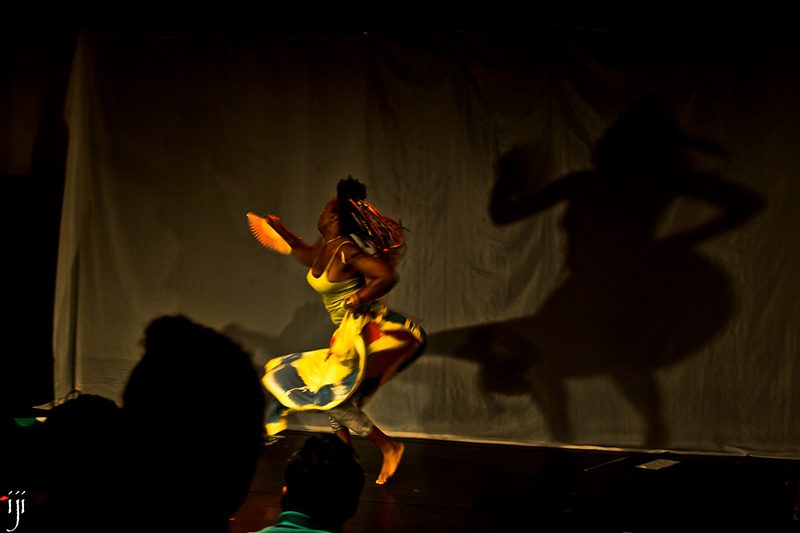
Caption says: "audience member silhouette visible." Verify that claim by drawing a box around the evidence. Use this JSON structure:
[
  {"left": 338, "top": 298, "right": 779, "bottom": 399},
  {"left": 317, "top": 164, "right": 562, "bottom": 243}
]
[
  {"left": 12, "top": 393, "right": 124, "bottom": 532},
  {"left": 5, "top": 316, "right": 268, "bottom": 532},
  {"left": 121, "top": 314, "right": 267, "bottom": 532},
  {"left": 252, "top": 434, "right": 365, "bottom": 533}
]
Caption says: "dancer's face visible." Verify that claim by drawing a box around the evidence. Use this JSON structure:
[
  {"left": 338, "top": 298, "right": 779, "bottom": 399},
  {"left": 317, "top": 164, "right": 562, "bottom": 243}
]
[{"left": 318, "top": 197, "right": 339, "bottom": 232}]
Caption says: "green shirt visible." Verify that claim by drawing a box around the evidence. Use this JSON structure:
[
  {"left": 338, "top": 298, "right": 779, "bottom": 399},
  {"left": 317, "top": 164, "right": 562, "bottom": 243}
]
[{"left": 250, "top": 511, "right": 336, "bottom": 533}]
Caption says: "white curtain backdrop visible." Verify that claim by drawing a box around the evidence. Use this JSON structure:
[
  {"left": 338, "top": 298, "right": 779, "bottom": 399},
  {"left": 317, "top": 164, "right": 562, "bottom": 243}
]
[{"left": 54, "top": 30, "right": 800, "bottom": 457}]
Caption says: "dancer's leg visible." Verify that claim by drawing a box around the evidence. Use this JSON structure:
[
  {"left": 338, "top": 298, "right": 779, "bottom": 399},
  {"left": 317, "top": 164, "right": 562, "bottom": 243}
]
[
  {"left": 325, "top": 329, "right": 421, "bottom": 484},
  {"left": 362, "top": 331, "right": 421, "bottom": 380},
  {"left": 329, "top": 401, "right": 404, "bottom": 484},
  {"left": 328, "top": 414, "right": 353, "bottom": 446},
  {"left": 364, "top": 425, "right": 404, "bottom": 485}
]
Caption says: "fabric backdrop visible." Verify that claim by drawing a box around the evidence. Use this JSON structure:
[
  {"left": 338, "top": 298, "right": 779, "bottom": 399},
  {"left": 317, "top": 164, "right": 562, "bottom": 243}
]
[{"left": 54, "top": 29, "right": 799, "bottom": 457}]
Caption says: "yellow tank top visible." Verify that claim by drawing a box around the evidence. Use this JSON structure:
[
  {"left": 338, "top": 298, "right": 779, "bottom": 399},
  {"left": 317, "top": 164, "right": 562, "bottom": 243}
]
[{"left": 306, "top": 242, "right": 363, "bottom": 325}]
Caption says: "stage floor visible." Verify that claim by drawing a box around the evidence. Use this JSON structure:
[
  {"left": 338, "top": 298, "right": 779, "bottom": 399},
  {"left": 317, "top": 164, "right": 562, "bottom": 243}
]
[{"left": 230, "top": 430, "right": 800, "bottom": 533}]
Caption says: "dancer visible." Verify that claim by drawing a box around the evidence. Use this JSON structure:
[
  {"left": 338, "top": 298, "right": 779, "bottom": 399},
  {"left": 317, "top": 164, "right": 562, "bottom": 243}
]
[{"left": 254, "top": 177, "right": 425, "bottom": 484}]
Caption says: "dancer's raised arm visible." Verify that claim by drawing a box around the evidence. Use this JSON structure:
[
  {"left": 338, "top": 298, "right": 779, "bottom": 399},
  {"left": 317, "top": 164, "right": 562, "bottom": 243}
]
[{"left": 266, "top": 215, "right": 321, "bottom": 267}]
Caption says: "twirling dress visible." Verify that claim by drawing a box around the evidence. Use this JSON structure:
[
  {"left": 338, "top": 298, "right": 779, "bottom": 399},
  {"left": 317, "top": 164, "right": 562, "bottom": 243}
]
[{"left": 263, "top": 244, "right": 425, "bottom": 435}]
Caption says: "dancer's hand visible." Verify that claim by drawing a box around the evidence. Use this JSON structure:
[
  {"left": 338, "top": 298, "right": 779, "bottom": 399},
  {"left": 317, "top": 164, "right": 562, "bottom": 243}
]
[
  {"left": 265, "top": 215, "right": 296, "bottom": 245},
  {"left": 344, "top": 293, "right": 363, "bottom": 311}
]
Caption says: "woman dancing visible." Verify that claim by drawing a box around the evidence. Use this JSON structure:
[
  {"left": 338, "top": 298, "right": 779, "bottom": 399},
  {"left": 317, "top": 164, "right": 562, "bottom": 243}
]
[{"left": 257, "top": 177, "right": 425, "bottom": 484}]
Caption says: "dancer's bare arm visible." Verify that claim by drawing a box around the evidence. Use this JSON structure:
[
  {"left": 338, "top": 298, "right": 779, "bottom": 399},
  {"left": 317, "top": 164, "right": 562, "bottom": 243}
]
[
  {"left": 266, "top": 215, "right": 321, "bottom": 267},
  {"left": 340, "top": 245, "right": 398, "bottom": 309}
]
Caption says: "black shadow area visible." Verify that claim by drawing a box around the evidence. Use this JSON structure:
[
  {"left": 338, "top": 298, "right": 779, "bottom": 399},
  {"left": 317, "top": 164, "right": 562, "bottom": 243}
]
[{"left": 428, "top": 96, "right": 765, "bottom": 448}]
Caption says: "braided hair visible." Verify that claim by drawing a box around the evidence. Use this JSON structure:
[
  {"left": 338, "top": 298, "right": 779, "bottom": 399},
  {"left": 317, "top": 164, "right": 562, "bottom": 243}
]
[
  {"left": 336, "top": 176, "right": 367, "bottom": 237},
  {"left": 336, "top": 176, "right": 405, "bottom": 263}
]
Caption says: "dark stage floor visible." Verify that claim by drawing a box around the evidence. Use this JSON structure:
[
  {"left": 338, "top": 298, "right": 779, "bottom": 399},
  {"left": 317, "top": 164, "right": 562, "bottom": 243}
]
[{"left": 230, "top": 430, "right": 800, "bottom": 533}]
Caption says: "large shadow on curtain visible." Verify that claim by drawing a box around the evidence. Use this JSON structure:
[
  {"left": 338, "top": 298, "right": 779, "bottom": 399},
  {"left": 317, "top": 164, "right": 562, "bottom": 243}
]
[{"left": 428, "top": 96, "right": 765, "bottom": 448}]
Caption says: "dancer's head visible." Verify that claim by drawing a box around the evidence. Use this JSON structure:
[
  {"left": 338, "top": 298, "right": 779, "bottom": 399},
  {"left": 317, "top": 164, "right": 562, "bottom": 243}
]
[
  {"left": 336, "top": 176, "right": 367, "bottom": 236},
  {"left": 281, "top": 433, "right": 365, "bottom": 531},
  {"left": 317, "top": 176, "right": 366, "bottom": 236},
  {"left": 324, "top": 176, "right": 405, "bottom": 262}
]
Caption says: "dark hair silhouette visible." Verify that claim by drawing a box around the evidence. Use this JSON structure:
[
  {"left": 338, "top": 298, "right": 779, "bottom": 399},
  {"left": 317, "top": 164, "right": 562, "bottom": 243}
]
[
  {"left": 20, "top": 394, "right": 124, "bottom": 532},
  {"left": 592, "top": 95, "right": 724, "bottom": 174},
  {"left": 336, "top": 175, "right": 367, "bottom": 237},
  {"left": 122, "top": 315, "right": 266, "bottom": 532},
  {"left": 281, "top": 434, "right": 365, "bottom": 531}
]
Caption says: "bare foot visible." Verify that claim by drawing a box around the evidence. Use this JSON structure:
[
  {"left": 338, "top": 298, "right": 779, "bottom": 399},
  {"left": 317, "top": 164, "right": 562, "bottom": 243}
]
[{"left": 375, "top": 442, "right": 404, "bottom": 485}]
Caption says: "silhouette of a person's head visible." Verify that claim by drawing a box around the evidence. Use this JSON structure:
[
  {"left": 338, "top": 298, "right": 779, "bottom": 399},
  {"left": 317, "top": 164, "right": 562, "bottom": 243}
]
[
  {"left": 593, "top": 94, "right": 723, "bottom": 172},
  {"left": 273, "top": 434, "right": 365, "bottom": 533},
  {"left": 122, "top": 315, "right": 266, "bottom": 532},
  {"left": 21, "top": 393, "right": 123, "bottom": 532}
]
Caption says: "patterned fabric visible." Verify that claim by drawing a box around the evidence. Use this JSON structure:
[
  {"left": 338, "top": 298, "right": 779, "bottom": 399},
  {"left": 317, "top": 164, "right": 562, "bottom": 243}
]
[
  {"left": 263, "top": 304, "right": 425, "bottom": 436},
  {"left": 263, "top": 238, "right": 425, "bottom": 436}
]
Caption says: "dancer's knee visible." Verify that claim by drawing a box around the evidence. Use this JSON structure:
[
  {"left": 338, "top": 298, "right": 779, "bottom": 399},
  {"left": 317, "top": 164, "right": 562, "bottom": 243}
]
[{"left": 329, "top": 404, "right": 374, "bottom": 437}]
